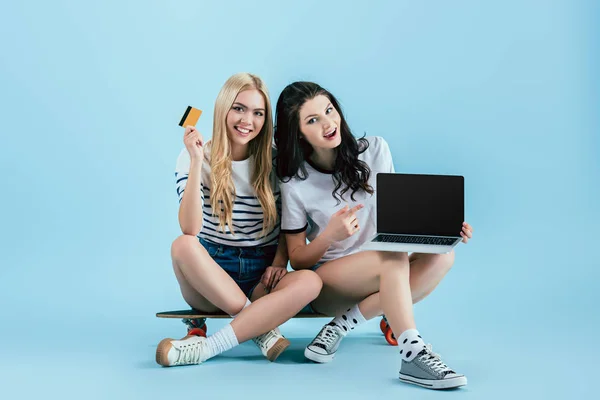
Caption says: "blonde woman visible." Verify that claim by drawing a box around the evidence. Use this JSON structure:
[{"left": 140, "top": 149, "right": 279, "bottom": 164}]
[{"left": 156, "top": 73, "right": 322, "bottom": 367}]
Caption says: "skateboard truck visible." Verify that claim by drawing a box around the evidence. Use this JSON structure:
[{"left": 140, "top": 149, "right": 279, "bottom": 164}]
[{"left": 182, "top": 317, "right": 207, "bottom": 337}]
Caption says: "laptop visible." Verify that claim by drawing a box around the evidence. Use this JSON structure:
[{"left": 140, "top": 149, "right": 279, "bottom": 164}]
[{"left": 361, "top": 173, "right": 464, "bottom": 254}]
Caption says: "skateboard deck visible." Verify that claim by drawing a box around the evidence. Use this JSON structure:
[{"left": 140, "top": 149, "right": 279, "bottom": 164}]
[
  {"left": 157, "top": 309, "right": 327, "bottom": 319},
  {"left": 156, "top": 309, "right": 397, "bottom": 346}
]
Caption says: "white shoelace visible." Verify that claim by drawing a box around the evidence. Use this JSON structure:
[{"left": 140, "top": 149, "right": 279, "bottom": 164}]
[
  {"left": 175, "top": 339, "right": 206, "bottom": 365},
  {"left": 419, "top": 344, "right": 453, "bottom": 375},
  {"left": 253, "top": 329, "right": 278, "bottom": 349},
  {"left": 313, "top": 324, "right": 341, "bottom": 348}
]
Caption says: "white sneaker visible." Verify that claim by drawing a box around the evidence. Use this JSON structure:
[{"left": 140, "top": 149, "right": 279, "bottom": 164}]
[
  {"left": 156, "top": 335, "right": 209, "bottom": 367},
  {"left": 252, "top": 328, "right": 290, "bottom": 362}
]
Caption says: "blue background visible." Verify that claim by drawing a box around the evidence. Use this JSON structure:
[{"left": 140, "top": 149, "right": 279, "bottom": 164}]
[{"left": 1, "top": 0, "right": 598, "bottom": 398}]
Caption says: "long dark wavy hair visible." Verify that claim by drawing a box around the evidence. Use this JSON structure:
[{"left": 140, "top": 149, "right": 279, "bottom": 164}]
[{"left": 274, "top": 81, "right": 374, "bottom": 204}]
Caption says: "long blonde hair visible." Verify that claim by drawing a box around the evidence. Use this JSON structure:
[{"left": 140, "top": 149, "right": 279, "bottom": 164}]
[{"left": 209, "top": 73, "right": 277, "bottom": 236}]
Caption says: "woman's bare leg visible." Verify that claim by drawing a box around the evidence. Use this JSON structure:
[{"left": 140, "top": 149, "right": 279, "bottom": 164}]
[
  {"left": 311, "top": 250, "right": 455, "bottom": 319},
  {"left": 312, "top": 250, "right": 414, "bottom": 334}
]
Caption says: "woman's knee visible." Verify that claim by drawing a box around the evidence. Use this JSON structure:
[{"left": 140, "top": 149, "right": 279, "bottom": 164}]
[
  {"left": 171, "top": 234, "right": 199, "bottom": 261},
  {"left": 291, "top": 270, "right": 323, "bottom": 300}
]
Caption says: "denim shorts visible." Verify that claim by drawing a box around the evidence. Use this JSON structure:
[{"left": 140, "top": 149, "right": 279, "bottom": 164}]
[
  {"left": 199, "top": 237, "right": 277, "bottom": 299},
  {"left": 296, "top": 262, "right": 326, "bottom": 314},
  {"left": 311, "top": 261, "right": 325, "bottom": 271},
  {"left": 300, "top": 302, "right": 319, "bottom": 314}
]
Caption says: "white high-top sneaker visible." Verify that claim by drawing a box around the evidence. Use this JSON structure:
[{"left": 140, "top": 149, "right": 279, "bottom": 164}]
[
  {"left": 252, "top": 328, "right": 290, "bottom": 362},
  {"left": 156, "top": 335, "right": 210, "bottom": 367}
]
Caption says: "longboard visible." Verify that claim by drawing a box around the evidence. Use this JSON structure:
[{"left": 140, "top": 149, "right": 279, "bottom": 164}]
[
  {"left": 156, "top": 309, "right": 327, "bottom": 337},
  {"left": 156, "top": 309, "right": 397, "bottom": 346},
  {"left": 157, "top": 309, "right": 327, "bottom": 319}
]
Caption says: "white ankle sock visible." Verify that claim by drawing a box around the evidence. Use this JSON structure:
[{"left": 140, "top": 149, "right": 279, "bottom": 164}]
[
  {"left": 205, "top": 324, "right": 239, "bottom": 360},
  {"left": 230, "top": 299, "right": 251, "bottom": 318},
  {"left": 398, "top": 329, "right": 425, "bottom": 362},
  {"left": 331, "top": 304, "right": 367, "bottom": 335}
]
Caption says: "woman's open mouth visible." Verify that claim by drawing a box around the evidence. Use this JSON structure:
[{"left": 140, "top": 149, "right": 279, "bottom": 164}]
[
  {"left": 235, "top": 126, "right": 252, "bottom": 136},
  {"left": 323, "top": 127, "right": 337, "bottom": 140}
]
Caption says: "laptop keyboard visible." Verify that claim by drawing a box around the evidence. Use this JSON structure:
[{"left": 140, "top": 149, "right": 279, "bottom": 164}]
[{"left": 374, "top": 234, "right": 457, "bottom": 246}]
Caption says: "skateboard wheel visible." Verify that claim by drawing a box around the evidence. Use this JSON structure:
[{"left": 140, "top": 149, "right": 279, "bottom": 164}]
[
  {"left": 379, "top": 318, "right": 387, "bottom": 334},
  {"left": 384, "top": 327, "right": 398, "bottom": 346},
  {"left": 188, "top": 328, "right": 207, "bottom": 337}
]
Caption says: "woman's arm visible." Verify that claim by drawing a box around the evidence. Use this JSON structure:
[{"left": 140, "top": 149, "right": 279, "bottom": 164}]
[
  {"left": 271, "top": 233, "right": 289, "bottom": 267},
  {"left": 287, "top": 204, "right": 364, "bottom": 270},
  {"left": 286, "top": 230, "right": 333, "bottom": 270},
  {"left": 178, "top": 127, "right": 205, "bottom": 235},
  {"left": 178, "top": 158, "right": 204, "bottom": 235}
]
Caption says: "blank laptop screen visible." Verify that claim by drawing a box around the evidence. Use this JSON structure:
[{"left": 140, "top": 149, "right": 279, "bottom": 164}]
[{"left": 376, "top": 173, "right": 464, "bottom": 237}]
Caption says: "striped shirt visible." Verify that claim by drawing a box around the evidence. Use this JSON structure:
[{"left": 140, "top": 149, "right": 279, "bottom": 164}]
[{"left": 175, "top": 146, "right": 281, "bottom": 247}]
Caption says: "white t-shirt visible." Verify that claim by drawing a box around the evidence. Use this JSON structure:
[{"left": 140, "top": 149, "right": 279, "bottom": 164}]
[
  {"left": 175, "top": 145, "right": 281, "bottom": 247},
  {"left": 280, "top": 136, "right": 394, "bottom": 263}
]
